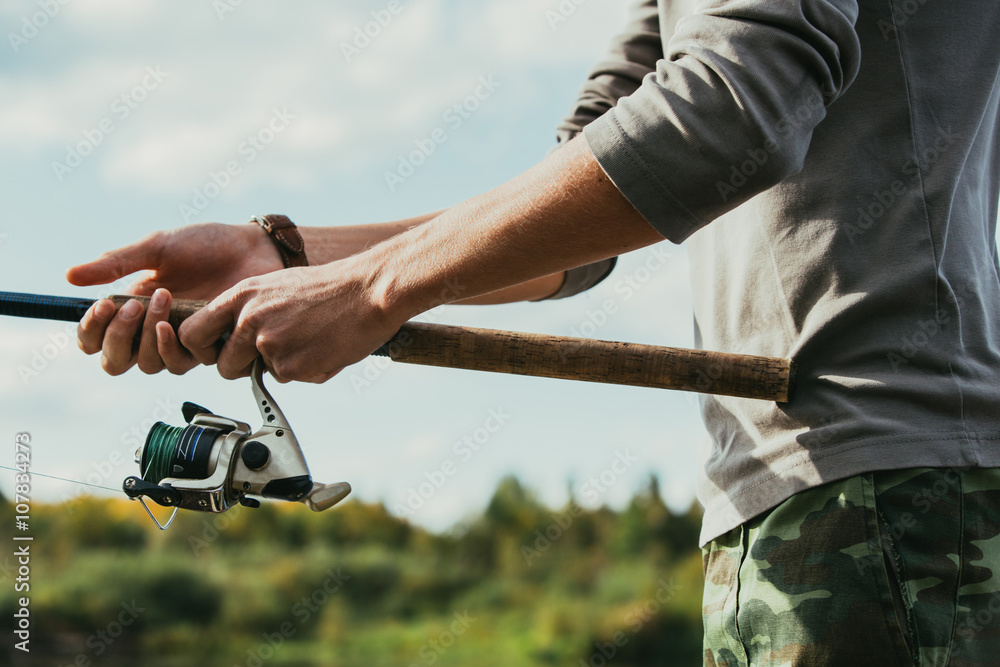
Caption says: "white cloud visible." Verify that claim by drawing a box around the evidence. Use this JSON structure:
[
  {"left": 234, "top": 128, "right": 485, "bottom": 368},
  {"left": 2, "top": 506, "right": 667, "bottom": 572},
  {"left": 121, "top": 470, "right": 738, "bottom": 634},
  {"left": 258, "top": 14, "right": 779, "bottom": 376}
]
[
  {"left": 476, "top": 0, "right": 630, "bottom": 66},
  {"left": 0, "top": 0, "right": 631, "bottom": 193},
  {"left": 63, "top": 0, "right": 159, "bottom": 25}
]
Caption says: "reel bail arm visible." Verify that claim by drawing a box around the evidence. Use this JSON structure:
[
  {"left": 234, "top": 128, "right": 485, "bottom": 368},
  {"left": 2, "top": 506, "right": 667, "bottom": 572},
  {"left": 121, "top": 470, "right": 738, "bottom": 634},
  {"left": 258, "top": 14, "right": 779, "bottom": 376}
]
[{"left": 122, "top": 358, "right": 351, "bottom": 529}]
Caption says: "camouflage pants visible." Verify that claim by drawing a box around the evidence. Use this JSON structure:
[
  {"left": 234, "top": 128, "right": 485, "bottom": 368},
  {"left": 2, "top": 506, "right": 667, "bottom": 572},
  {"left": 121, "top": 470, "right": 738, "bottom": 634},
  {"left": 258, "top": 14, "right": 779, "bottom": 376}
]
[{"left": 702, "top": 468, "right": 1000, "bottom": 666}]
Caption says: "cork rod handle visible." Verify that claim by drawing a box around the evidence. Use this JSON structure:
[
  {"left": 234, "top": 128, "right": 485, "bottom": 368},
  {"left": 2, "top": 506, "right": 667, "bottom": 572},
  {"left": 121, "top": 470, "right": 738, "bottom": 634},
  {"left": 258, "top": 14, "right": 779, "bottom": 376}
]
[
  {"left": 108, "top": 295, "right": 208, "bottom": 334},
  {"left": 109, "top": 295, "right": 794, "bottom": 402}
]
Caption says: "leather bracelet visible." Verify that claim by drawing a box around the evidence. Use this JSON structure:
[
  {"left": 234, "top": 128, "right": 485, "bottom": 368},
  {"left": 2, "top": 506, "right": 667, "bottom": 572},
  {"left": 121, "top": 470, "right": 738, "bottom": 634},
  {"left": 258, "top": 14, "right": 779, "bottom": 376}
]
[{"left": 250, "top": 214, "right": 308, "bottom": 268}]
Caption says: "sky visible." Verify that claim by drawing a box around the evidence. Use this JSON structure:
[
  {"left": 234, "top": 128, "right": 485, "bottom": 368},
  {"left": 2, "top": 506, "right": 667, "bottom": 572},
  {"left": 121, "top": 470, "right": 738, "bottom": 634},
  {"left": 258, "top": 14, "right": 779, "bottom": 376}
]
[
  {"left": 3, "top": 0, "right": 995, "bottom": 536},
  {"left": 0, "top": 0, "right": 711, "bottom": 533}
]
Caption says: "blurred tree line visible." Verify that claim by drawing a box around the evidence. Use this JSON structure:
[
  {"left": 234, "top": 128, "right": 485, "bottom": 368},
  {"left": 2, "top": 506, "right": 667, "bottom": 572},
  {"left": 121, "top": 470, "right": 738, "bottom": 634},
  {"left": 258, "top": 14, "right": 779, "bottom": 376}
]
[{"left": 0, "top": 475, "right": 705, "bottom": 666}]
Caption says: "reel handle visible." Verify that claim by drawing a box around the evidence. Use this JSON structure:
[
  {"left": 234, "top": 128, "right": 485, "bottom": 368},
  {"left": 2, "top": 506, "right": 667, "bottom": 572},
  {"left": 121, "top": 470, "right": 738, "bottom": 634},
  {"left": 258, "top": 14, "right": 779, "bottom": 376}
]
[
  {"left": 304, "top": 482, "right": 353, "bottom": 512},
  {"left": 107, "top": 295, "right": 794, "bottom": 403}
]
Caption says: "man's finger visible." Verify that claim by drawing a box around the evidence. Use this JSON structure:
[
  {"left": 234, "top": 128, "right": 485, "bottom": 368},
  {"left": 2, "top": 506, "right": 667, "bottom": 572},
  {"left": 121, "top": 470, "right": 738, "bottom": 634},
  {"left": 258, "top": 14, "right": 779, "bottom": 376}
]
[
  {"left": 136, "top": 289, "right": 170, "bottom": 374},
  {"left": 214, "top": 325, "right": 261, "bottom": 380},
  {"left": 77, "top": 299, "right": 116, "bottom": 355},
  {"left": 100, "top": 299, "right": 144, "bottom": 376},
  {"left": 178, "top": 296, "right": 236, "bottom": 365},
  {"left": 155, "top": 322, "right": 199, "bottom": 375},
  {"left": 264, "top": 360, "right": 292, "bottom": 384},
  {"left": 65, "top": 232, "right": 163, "bottom": 287}
]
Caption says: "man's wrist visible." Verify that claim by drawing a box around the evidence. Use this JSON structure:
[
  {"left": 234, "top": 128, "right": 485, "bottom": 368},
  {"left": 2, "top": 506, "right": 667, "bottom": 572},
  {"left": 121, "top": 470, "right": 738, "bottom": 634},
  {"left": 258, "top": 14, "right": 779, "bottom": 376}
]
[
  {"left": 250, "top": 214, "right": 308, "bottom": 268},
  {"left": 357, "top": 227, "right": 448, "bottom": 325},
  {"left": 244, "top": 221, "right": 287, "bottom": 271}
]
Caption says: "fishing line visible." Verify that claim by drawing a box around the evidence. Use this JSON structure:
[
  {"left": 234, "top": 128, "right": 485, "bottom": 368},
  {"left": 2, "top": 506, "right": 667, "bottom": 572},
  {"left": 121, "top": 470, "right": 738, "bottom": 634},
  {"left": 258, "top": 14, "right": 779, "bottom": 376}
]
[
  {"left": 0, "top": 465, "right": 122, "bottom": 493},
  {"left": 2, "top": 358, "right": 354, "bottom": 529},
  {"left": 0, "top": 423, "right": 221, "bottom": 498},
  {"left": 0, "top": 423, "right": 223, "bottom": 501}
]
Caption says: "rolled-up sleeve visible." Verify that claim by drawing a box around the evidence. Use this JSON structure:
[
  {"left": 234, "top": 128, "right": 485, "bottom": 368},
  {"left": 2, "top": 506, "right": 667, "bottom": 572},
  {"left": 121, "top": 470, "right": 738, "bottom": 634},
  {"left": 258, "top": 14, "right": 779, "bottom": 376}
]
[
  {"left": 556, "top": 0, "right": 664, "bottom": 146},
  {"left": 584, "top": 0, "right": 861, "bottom": 243},
  {"left": 540, "top": 0, "right": 665, "bottom": 300}
]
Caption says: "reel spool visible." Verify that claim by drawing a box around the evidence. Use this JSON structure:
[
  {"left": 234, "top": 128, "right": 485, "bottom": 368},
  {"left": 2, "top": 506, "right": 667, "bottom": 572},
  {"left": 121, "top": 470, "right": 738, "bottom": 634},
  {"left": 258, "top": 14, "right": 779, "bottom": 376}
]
[{"left": 122, "top": 358, "right": 352, "bottom": 530}]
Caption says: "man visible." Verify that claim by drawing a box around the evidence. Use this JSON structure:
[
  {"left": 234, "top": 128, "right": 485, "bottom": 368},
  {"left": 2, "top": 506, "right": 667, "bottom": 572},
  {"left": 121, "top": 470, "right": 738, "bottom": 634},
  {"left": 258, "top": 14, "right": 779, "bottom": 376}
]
[{"left": 71, "top": 0, "right": 1000, "bottom": 664}]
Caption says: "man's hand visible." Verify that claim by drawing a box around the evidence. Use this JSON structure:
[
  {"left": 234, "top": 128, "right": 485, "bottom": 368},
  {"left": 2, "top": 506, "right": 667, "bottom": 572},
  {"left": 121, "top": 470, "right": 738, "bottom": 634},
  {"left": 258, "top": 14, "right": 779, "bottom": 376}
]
[
  {"left": 67, "top": 222, "right": 283, "bottom": 375},
  {"left": 69, "top": 135, "right": 657, "bottom": 383},
  {"left": 185, "top": 136, "right": 659, "bottom": 384},
  {"left": 178, "top": 259, "right": 403, "bottom": 383}
]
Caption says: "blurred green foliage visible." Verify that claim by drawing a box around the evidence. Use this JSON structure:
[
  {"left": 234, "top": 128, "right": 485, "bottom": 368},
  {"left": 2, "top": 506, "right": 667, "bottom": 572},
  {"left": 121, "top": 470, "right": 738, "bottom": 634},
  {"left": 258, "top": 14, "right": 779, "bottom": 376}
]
[{"left": 0, "top": 476, "right": 705, "bottom": 666}]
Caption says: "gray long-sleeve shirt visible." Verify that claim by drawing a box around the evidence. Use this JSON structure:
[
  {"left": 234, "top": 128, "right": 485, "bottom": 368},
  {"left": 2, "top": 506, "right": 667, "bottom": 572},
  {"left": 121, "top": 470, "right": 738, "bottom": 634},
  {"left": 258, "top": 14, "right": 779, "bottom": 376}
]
[{"left": 567, "top": 0, "right": 1000, "bottom": 544}]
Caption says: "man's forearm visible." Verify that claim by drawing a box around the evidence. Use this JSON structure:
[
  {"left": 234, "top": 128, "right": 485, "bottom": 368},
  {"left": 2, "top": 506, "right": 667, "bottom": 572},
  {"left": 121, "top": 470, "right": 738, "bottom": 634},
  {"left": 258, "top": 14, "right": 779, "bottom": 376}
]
[
  {"left": 298, "top": 211, "right": 441, "bottom": 262},
  {"left": 177, "top": 136, "right": 661, "bottom": 382},
  {"left": 298, "top": 211, "right": 565, "bottom": 303},
  {"left": 359, "top": 134, "right": 663, "bottom": 322}
]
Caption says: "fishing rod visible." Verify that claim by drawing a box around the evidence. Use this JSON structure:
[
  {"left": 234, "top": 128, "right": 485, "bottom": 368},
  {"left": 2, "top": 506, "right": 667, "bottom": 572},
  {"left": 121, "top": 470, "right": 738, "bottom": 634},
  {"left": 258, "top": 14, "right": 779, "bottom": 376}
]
[
  {"left": 0, "top": 291, "right": 794, "bottom": 400},
  {"left": 0, "top": 290, "right": 795, "bottom": 529}
]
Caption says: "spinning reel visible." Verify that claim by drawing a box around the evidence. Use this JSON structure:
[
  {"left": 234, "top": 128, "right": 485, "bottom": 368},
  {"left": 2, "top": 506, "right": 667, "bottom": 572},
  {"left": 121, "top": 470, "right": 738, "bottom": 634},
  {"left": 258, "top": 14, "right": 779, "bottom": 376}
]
[
  {"left": 122, "top": 358, "right": 352, "bottom": 529},
  {"left": 1, "top": 291, "right": 794, "bottom": 530}
]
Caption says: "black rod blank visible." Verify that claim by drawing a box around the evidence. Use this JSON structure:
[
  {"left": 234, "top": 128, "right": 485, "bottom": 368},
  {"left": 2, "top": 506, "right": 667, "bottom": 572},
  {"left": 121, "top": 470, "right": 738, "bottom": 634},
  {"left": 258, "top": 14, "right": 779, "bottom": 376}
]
[{"left": 0, "top": 291, "right": 96, "bottom": 323}]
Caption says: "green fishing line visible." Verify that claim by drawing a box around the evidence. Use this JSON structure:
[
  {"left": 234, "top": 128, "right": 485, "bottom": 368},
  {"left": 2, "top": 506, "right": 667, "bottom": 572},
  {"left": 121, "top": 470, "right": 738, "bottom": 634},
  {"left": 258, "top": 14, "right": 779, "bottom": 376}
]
[{"left": 142, "top": 422, "right": 184, "bottom": 484}]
